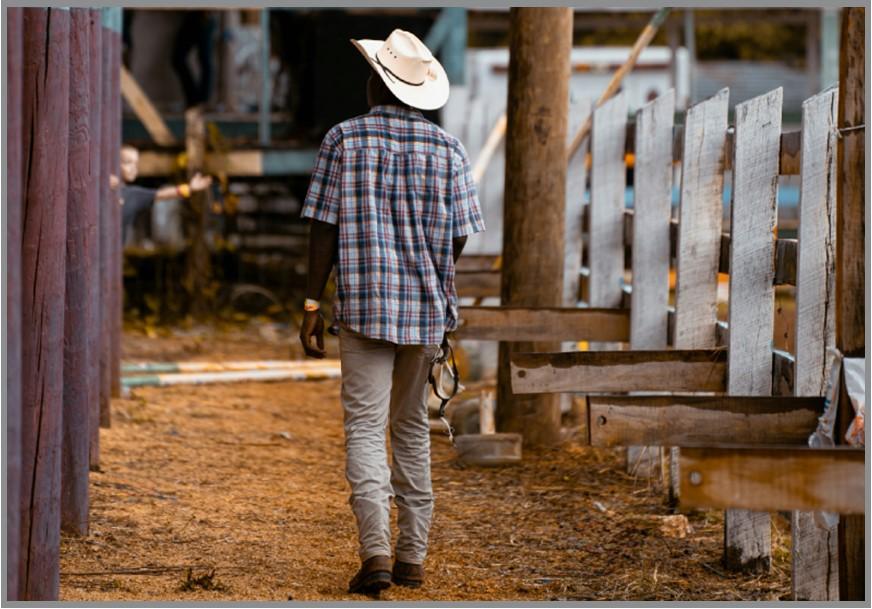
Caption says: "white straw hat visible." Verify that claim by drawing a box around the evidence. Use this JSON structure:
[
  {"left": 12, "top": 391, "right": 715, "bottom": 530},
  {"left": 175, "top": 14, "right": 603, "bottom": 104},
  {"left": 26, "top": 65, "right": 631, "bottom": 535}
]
[{"left": 351, "top": 29, "right": 450, "bottom": 111}]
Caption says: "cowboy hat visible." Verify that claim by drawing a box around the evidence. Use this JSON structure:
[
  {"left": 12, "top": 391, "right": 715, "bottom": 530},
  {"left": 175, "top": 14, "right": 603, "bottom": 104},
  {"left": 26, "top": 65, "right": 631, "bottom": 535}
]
[{"left": 351, "top": 29, "right": 450, "bottom": 111}]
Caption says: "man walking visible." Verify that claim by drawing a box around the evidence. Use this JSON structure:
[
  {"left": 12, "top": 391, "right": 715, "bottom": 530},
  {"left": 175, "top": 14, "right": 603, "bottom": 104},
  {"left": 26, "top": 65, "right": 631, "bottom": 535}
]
[{"left": 299, "top": 29, "right": 484, "bottom": 595}]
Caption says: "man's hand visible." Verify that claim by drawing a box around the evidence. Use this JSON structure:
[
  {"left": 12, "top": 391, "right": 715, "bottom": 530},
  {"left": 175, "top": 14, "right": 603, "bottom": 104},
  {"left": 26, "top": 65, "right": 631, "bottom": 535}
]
[
  {"left": 109, "top": 174, "right": 120, "bottom": 190},
  {"left": 299, "top": 310, "right": 326, "bottom": 358}
]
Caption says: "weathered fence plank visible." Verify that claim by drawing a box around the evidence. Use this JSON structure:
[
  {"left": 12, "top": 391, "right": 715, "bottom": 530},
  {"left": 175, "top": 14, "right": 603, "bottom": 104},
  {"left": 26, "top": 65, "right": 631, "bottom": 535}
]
[
  {"left": 564, "top": 99, "right": 591, "bottom": 306},
  {"left": 589, "top": 396, "right": 823, "bottom": 447},
  {"left": 673, "top": 88, "right": 729, "bottom": 349},
  {"left": 668, "top": 87, "right": 730, "bottom": 504},
  {"left": 61, "top": 7, "right": 93, "bottom": 537},
  {"left": 791, "top": 87, "right": 840, "bottom": 601},
  {"left": 724, "top": 87, "right": 783, "bottom": 573},
  {"left": 680, "top": 447, "right": 864, "bottom": 514},
  {"left": 456, "top": 307, "right": 629, "bottom": 342},
  {"left": 511, "top": 349, "right": 727, "bottom": 394},
  {"left": 109, "top": 20, "right": 123, "bottom": 400},
  {"left": 456, "top": 270, "right": 501, "bottom": 299},
  {"left": 627, "top": 89, "right": 675, "bottom": 476},
  {"left": 6, "top": 7, "right": 24, "bottom": 601},
  {"left": 588, "top": 92, "right": 628, "bottom": 308},
  {"left": 20, "top": 7, "right": 70, "bottom": 600},
  {"left": 87, "top": 8, "right": 103, "bottom": 469}
]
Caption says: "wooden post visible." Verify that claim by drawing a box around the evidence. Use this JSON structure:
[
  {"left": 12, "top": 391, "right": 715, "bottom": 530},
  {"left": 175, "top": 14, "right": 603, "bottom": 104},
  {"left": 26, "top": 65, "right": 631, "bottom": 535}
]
[
  {"left": 99, "top": 11, "right": 112, "bottom": 428},
  {"left": 835, "top": 7, "right": 865, "bottom": 601},
  {"left": 20, "top": 7, "right": 70, "bottom": 600},
  {"left": 110, "top": 14, "right": 123, "bottom": 400},
  {"left": 6, "top": 6, "right": 24, "bottom": 601},
  {"left": 87, "top": 8, "right": 103, "bottom": 468},
  {"left": 791, "top": 87, "right": 839, "bottom": 601},
  {"left": 496, "top": 7, "right": 572, "bottom": 447},
  {"left": 724, "top": 87, "right": 783, "bottom": 573},
  {"left": 183, "top": 106, "right": 213, "bottom": 318},
  {"left": 61, "top": 7, "right": 93, "bottom": 537}
]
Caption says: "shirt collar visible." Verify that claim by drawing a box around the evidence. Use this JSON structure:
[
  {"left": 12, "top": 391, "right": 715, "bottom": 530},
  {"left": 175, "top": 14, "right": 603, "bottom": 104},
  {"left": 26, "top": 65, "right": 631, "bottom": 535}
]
[{"left": 370, "top": 104, "right": 423, "bottom": 119}]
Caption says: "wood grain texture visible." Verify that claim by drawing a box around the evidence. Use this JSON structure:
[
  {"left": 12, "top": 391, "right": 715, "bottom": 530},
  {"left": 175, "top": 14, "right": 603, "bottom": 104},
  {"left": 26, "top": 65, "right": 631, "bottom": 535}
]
[
  {"left": 790, "top": 87, "right": 839, "bottom": 601},
  {"left": 6, "top": 7, "right": 23, "bottom": 601},
  {"left": 496, "top": 8, "right": 572, "bottom": 447},
  {"left": 87, "top": 8, "right": 102, "bottom": 469},
  {"left": 511, "top": 349, "right": 727, "bottom": 394},
  {"left": 20, "top": 8, "right": 70, "bottom": 600},
  {"left": 61, "top": 7, "right": 93, "bottom": 538},
  {"left": 673, "top": 88, "right": 729, "bottom": 350},
  {"left": 588, "top": 92, "right": 628, "bottom": 308},
  {"left": 455, "top": 307, "right": 629, "bottom": 342},
  {"left": 589, "top": 396, "right": 823, "bottom": 447},
  {"left": 680, "top": 447, "right": 864, "bottom": 514}
]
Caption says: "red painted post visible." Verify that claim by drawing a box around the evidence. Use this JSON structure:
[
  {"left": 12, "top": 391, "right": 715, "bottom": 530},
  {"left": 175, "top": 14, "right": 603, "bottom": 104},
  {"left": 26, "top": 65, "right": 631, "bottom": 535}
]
[
  {"left": 87, "top": 9, "right": 103, "bottom": 469},
  {"left": 61, "top": 7, "right": 94, "bottom": 537},
  {"left": 6, "top": 6, "right": 24, "bottom": 602},
  {"left": 99, "top": 14, "right": 112, "bottom": 428},
  {"left": 110, "top": 24, "right": 123, "bottom": 400},
  {"left": 20, "top": 7, "right": 70, "bottom": 600}
]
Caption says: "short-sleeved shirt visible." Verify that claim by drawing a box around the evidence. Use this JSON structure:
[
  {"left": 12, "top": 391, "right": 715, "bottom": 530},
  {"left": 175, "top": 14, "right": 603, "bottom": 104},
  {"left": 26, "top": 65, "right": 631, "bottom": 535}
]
[{"left": 301, "top": 104, "right": 485, "bottom": 345}]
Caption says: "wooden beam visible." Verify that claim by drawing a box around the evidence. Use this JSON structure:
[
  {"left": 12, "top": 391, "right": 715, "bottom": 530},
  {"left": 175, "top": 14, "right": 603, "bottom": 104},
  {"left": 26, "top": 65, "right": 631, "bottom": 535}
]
[
  {"left": 511, "top": 349, "right": 727, "bottom": 394},
  {"left": 679, "top": 447, "right": 864, "bottom": 515},
  {"left": 588, "top": 395, "right": 823, "bottom": 447},
  {"left": 119, "top": 65, "right": 176, "bottom": 146},
  {"left": 456, "top": 270, "right": 501, "bottom": 299},
  {"left": 455, "top": 307, "right": 630, "bottom": 342}
]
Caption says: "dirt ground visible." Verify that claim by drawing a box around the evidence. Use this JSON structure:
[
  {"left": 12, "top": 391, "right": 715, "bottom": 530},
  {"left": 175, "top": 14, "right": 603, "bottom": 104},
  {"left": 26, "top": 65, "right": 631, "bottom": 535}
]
[{"left": 61, "top": 323, "right": 792, "bottom": 601}]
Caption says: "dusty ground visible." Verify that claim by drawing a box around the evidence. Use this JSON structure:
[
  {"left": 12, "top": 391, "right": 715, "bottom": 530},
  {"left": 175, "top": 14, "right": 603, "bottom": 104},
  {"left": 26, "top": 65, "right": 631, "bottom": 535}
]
[{"left": 61, "top": 324, "right": 791, "bottom": 601}]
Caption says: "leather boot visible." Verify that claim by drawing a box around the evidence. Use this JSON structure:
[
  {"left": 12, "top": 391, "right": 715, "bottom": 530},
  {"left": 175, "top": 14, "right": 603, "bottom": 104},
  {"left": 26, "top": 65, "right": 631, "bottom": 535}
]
[{"left": 348, "top": 555, "right": 392, "bottom": 595}]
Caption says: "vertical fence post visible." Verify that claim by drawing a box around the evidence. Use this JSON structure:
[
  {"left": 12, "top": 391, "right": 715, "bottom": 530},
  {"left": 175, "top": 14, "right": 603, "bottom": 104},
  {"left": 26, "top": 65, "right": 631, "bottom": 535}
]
[
  {"left": 724, "top": 87, "right": 783, "bottom": 573},
  {"left": 627, "top": 89, "right": 674, "bottom": 477},
  {"left": 6, "top": 6, "right": 24, "bottom": 601},
  {"left": 20, "top": 7, "right": 71, "bottom": 600},
  {"left": 835, "top": 6, "right": 865, "bottom": 601},
  {"left": 669, "top": 87, "right": 729, "bottom": 505},
  {"left": 110, "top": 9, "right": 123, "bottom": 400},
  {"left": 791, "top": 87, "right": 839, "bottom": 600},
  {"left": 87, "top": 8, "right": 103, "bottom": 469},
  {"left": 496, "top": 7, "right": 572, "bottom": 447},
  {"left": 61, "top": 7, "right": 94, "bottom": 537}
]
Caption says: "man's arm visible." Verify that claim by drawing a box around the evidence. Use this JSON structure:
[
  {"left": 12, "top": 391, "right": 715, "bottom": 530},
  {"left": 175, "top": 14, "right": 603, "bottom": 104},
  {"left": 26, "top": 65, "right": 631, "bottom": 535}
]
[
  {"left": 452, "top": 236, "right": 467, "bottom": 263},
  {"left": 299, "top": 219, "right": 338, "bottom": 358}
]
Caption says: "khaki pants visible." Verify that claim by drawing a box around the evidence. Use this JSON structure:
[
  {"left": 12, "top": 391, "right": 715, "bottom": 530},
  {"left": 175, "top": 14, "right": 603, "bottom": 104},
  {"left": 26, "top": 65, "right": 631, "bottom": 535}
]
[{"left": 339, "top": 327, "right": 439, "bottom": 564}]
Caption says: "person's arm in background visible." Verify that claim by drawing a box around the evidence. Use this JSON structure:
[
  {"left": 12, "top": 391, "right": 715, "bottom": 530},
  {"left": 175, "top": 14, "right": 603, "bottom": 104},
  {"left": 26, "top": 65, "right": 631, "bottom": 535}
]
[
  {"left": 298, "top": 126, "right": 343, "bottom": 358},
  {"left": 153, "top": 172, "right": 212, "bottom": 201}
]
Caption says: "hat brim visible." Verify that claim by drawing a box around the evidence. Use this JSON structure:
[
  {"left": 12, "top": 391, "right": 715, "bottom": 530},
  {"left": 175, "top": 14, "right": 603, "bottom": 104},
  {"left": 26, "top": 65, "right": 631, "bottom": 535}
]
[{"left": 351, "top": 38, "right": 450, "bottom": 111}]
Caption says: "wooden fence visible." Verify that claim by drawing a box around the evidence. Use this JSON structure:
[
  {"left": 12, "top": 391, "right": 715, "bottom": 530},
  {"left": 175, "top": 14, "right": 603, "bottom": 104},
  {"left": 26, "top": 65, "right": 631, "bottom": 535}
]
[
  {"left": 453, "top": 84, "right": 864, "bottom": 600},
  {"left": 6, "top": 8, "right": 123, "bottom": 601}
]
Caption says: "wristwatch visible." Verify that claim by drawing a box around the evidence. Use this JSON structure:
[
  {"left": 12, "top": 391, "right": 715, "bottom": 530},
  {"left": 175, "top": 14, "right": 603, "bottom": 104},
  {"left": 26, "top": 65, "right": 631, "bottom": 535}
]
[{"left": 304, "top": 298, "right": 320, "bottom": 312}]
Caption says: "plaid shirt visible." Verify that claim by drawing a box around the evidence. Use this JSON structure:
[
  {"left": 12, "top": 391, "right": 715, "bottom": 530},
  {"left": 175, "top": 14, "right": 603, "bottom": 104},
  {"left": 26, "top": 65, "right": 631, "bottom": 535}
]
[{"left": 302, "top": 104, "right": 485, "bottom": 345}]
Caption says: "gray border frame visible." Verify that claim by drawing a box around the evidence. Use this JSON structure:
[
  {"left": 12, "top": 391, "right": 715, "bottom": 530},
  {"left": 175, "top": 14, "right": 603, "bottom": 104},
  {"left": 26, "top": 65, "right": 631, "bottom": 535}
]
[{"left": 2, "top": 1, "right": 869, "bottom": 607}]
